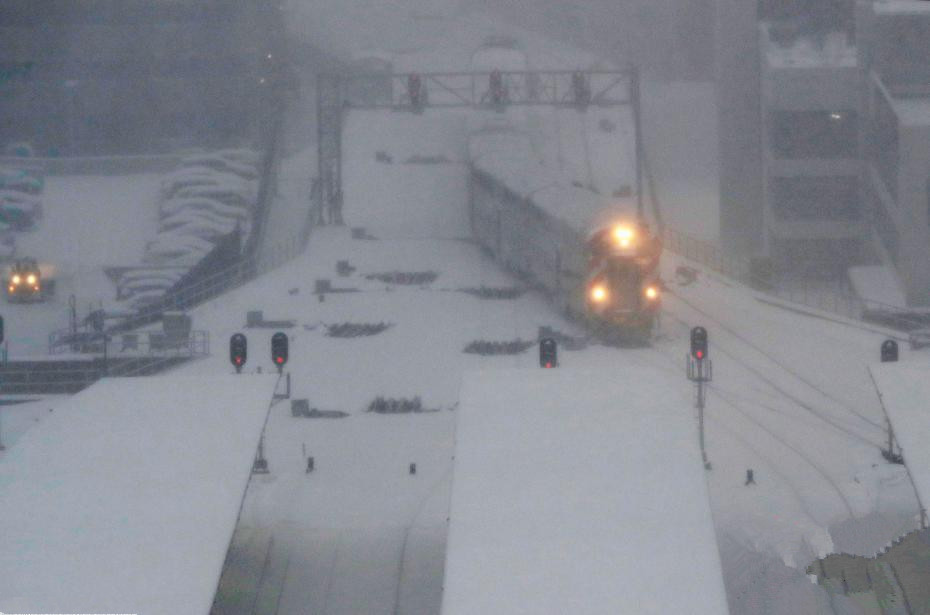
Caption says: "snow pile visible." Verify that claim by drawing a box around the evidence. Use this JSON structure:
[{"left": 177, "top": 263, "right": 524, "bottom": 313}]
[
  {"left": 115, "top": 149, "right": 260, "bottom": 310},
  {"left": 0, "top": 373, "right": 279, "bottom": 614},
  {"left": 0, "top": 162, "right": 44, "bottom": 242},
  {"left": 763, "top": 24, "right": 856, "bottom": 68}
]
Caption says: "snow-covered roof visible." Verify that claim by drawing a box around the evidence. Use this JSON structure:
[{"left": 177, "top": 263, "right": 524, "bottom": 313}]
[
  {"left": 762, "top": 25, "right": 856, "bottom": 68},
  {"left": 0, "top": 374, "right": 280, "bottom": 614},
  {"left": 285, "top": 2, "right": 602, "bottom": 73},
  {"left": 160, "top": 197, "right": 250, "bottom": 220},
  {"left": 469, "top": 127, "right": 637, "bottom": 237},
  {"left": 180, "top": 155, "right": 258, "bottom": 181},
  {"left": 848, "top": 265, "right": 908, "bottom": 310},
  {"left": 891, "top": 96, "right": 930, "bottom": 127},
  {"left": 869, "top": 362, "right": 930, "bottom": 522},
  {"left": 872, "top": 0, "right": 930, "bottom": 15},
  {"left": 442, "top": 368, "right": 729, "bottom": 615}
]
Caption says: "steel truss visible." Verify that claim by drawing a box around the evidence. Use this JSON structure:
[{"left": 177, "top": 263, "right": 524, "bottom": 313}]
[{"left": 317, "top": 69, "right": 643, "bottom": 224}]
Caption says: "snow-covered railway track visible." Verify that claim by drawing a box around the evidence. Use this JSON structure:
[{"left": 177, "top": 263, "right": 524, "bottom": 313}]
[
  {"left": 641, "top": 343, "right": 857, "bottom": 522},
  {"left": 664, "top": 294, "right": 886, "bottom": 448}
]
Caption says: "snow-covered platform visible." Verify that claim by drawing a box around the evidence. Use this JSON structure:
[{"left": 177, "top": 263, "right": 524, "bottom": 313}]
[
  {"left": 870, "top": 362, "right": 930, "bottom": 525},
  {"left": 0, "top": 373, "right": 279, "bottom": 614},
  {"left": 442, "top": 367, "right": 729, "bottom": 615}
]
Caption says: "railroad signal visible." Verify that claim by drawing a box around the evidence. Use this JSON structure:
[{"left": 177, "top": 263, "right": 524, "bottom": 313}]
[
  {"left": 572, "top": 70, "right": 590, "bottom": 107},
  {"left": 230, "top": 333, "right": 247, "bottom": 373},
  {"left": 408, "top": 73, "right": 424, "bottom": 110},
  {"left": 489, "top": 69, "right": 505, "bottom": 106},
  {"left": 690, "top": 326, "right": 708, "bottom": 361},
  {"left": 881, "top": 339, "right": 898, "bottom": 363},
  {"left": 271, "top": 332, "right": 288, "bottom": 371},
  {"left": 539, "top": 337, "right": 558, "bottom": 368},
  {"left": 686, "top": 325, "right": 712, "bottom": 470}
]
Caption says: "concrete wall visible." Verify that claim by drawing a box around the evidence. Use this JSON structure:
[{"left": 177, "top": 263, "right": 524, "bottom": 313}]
[
  {"left": 715, "top": 0, "right": 764, "bottom": 256},
  {"left": 894, "top": 124, "right": 930, "bottom": 304}
]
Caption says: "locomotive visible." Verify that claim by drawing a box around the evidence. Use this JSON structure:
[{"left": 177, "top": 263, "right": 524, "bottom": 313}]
[
  {"left": 4, "top": 257, "right": 54, "bottom": 303},
  {"left": 468, "top": 126, "right": 661, "bottom": 343}
]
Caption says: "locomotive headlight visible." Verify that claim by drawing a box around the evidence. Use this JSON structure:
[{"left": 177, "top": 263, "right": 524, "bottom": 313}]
[
  {"left": 11, "top": 275, "right": 20, "bottom": 285},
  {"left": 590, "top": 284, "right": 608, "bottom": 303},
  {"left": 644, "top": 286, "right": 659, "bottom": 300},
  {"left": 26, "top": 274, "right": 36, "bottom": 285},
  {"left": 612, "top": 225, "right": 634, "bottom": 248}
]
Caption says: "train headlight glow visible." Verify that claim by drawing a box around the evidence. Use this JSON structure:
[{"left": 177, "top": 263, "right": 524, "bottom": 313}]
[
  {"left": 26, "top": 274, "right": 36, "bottom": 285},
  {"left": 11, "top": 275, "right": 20, "bottom": 285},
  {"left": 612, "top": 225, "right": 634, "bottom": 248},
  {"left": 590, "top": 285, "right": 608, "bottom": 303},
  {"left": 644, "top": 286, "right": 659, "bottom": 300}
]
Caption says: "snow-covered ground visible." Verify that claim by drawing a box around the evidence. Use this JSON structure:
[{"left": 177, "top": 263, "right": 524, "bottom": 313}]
[
  {"left": 199, "top": 90, "right": 919, "bottom": 613},
  {"left": 1, "top": 4, "right": 924, "bottom": 613},
  {"left": 4, "top": 173, "right": 160, "bottom": 356},
  {"left": 870, "top": 361, "right": 930, "bottom": 523}
]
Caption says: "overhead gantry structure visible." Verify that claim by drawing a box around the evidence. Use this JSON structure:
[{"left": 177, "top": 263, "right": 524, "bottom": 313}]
[{"left": 315, "top": 68, "right": 643, "bottom": 225}]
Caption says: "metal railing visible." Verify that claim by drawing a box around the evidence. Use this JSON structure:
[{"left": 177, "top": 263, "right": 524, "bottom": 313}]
[
  {"left": 99, "top": 93, "right": 315, "bottom": 337},
  {"left": 8, "top": 329, "right": 209, "bottom": 394},
  {"left": 661, "top": 226, "right": 930, "bottom": 333}
]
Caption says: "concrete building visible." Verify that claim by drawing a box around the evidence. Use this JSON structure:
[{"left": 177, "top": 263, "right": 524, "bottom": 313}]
[
  {"left": 716, "top": 0, "right": 862, "bottom": 274},
  {"left": 715, "top": 0, "right": 765, "bottom": 257},
  {"left": 758, "top": 19, "right": 863, "bottom": 273},
  {"left": 716, "top": 0, "right": 930, "bottom": 306},
  {"left": 857, "top": 0, "right": 930, "bottom": 305}
]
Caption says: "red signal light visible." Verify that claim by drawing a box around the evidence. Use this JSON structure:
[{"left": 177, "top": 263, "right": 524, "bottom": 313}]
[
  {"left": 545, "top": 362, "right": 552, "bottom": 369},
  {"left": 695, "top": 350, "right": 704, "bottom": 360},
  {"left": 275, "top": 356, "right": 283, "bottom": 364}
]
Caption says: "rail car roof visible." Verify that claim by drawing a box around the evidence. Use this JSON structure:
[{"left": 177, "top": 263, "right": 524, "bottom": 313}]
[
  {"left": 442, "top": 367, "right": 729, "bottom": 615},
  {"left": 470, "top": 128, "right": 636, "bottom": 236}
]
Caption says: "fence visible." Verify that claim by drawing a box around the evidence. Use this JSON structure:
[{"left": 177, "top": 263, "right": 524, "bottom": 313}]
[
  {"left": 0, "top": 354, "right": 199, "bottom": 395},
  {"left": 0, "top": 154, "right": 180, "bottom": 176},
  {"left": 102, "top": 94, "right": 309, "bottom": 336},
  {"left": 661, "top": 226, "right": 930, "bottom": 333}
]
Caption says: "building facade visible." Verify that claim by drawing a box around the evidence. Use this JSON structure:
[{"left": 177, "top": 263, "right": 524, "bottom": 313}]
[
  {"left": 717, "top": 0, "right": 930, "bottom": 304},
  {"left": 758, "top": 20, "right": 864, "bottom": 273},
  {"left": 0, "top": 0, "right": 285, "bottom": 156},
  {"left": 857, "top": 1, "right": 930, "bottom": 305}
]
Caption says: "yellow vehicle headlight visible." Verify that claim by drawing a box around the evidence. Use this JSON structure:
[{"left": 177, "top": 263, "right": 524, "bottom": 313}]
[
  {"left": 26, "top": 274, "right": 36, "bottom": 285},
  {"left": 11, "top": 275, "right": 20, "bottom": 285},
  {"left": 590, "top": 284, "right": 608, "bottom": 303},
  {"left": 644, "top": 286, "right": 659, "bottom": 300},
  {"left": 612, "top": 225, "right": 635, "bottom": 248}
]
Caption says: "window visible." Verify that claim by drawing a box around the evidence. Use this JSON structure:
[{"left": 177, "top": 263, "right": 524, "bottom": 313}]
[
  {"left": 771, "top": 110, "right": 858, "bottom": 159},
  {"left": 772, "top": 176, "right": 860, "bottom": 221}
]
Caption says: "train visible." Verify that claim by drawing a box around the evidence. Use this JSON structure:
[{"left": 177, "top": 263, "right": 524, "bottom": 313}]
[
  {"left": 468, "top": 125, "right": 661, "bottom": 343},
  {"left": 4, "top": 257, "right": 55, "bottom": 303}
]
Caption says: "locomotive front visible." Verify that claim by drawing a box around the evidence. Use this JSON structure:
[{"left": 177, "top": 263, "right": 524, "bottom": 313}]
[{"left": 585, "top": 223, "right": 662, "bottom": 341}]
